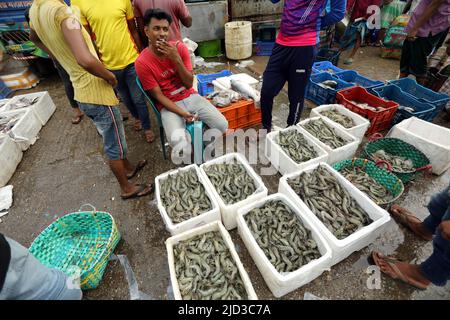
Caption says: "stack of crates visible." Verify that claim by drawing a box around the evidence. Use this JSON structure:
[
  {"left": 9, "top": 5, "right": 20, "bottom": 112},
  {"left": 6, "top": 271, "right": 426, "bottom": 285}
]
[{"left": 256, "top": 25, "right": 276, "bottom": 56}]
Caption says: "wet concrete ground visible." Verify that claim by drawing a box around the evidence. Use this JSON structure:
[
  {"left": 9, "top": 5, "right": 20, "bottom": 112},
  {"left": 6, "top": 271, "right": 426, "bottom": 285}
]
[{"left": 0, "top": 46, "right": 449, "bottom": 300}]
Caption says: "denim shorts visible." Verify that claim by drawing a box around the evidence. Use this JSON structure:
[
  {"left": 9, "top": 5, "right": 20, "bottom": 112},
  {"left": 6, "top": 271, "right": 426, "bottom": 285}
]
[{"left": 78, "top": 103, "right": 128, "bottom": 160}]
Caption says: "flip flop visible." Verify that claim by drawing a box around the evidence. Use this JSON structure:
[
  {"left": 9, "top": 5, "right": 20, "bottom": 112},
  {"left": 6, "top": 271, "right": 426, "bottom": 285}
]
[
  {"left": 370, "top": 251, "right": 428, "bottom": 290},
  {"left": 121, "top": 183, "right": 154, "bottom": 200},
  {"left": 71, "top": 114, "right": 84, "bottom": 124},
  {"left": 389, "top": 205, "right": 433, "bottom": 241},
  {"left": 127, "top": 160, "right": 147, "bottom": 179}
]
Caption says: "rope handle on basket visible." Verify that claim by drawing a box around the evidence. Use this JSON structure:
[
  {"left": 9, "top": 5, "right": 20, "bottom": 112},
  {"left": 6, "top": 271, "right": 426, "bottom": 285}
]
[
  {"left": 368, "top": 133, "right": 384, "bottom": 142},
  {"left": 415, "top": 164, "right": 433, "bottom": 173},
  {"left": 79, "top": 204, "right": 97, "bottom": 213},
  {"left": 375, "top": 160, "right": 393, "bottom": 172}
]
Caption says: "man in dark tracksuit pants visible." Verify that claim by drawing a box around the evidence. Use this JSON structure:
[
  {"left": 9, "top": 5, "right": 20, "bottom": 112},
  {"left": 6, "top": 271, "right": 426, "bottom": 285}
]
[{"left": 261, "top": 0, "right": 346, "bottom": 131}]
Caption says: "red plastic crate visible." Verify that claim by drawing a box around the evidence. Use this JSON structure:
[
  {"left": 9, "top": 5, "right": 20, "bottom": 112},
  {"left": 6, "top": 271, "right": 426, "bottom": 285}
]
[
  {"left": 217, "top": 99, "right": 261, "bottom": 130},
  {"left": 336, "top": 86, "right": 399, "bottom": 135}
]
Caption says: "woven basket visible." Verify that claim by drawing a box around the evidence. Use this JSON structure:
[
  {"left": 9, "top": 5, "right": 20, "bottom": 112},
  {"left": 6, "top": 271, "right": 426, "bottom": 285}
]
[
  {"left": 364, "top": 137, "right": 431, "bottom": 183},
  {"left": 333, "top": 158, "right": 404, "bottom": 206},
  {"left": 29, "top": 205, "right": 120, "bottom": 290}
]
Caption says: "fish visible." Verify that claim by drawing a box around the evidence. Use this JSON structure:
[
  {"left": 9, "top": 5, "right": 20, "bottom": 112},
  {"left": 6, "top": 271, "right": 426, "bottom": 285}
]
[
  {"left": 276, "top": 129, "right": 318, "bottom": 164},
  {"left": 0, "top": 115, "right": 20, "bottom": 134},
  {"left": 206, "top": 90, "right": 241, "bottom": 108},
  {"left": 204, "top": 160, "right": 257, "bottom": 205},
  {"left": 287, "top": 165, "right": 373, "bottom": 240},
  {"left": 340, "top": 166, "right": 394, "bottom": 205},
  {"left": 173, "top": 231, "right": 248, "bottom": 300},
  {"left": 320, "top": 109, "right": 355, "bottom": 129},
  {"left": 372, "top": 149, "right": 414, "bottom": 173},
  {"left": 318, "top": 80, "right": 338, "bottom": 89},
  {"left": 398, "top": 105, "right": 416, "bottom": 113},
  {"left": 349, "top": 100, "right": 384, "bottom": 112},
  {"left": 6, "top": 97, "right": 39, "bottom": 111},
  {"left": 160, "top": 168, "right": 212, "bottom": 224},
  {"left": 230, "top": 79, "right": 261, "bottom": 106},
  {"left": 245, "top": 200, "right": 322, "bottom": 273},
  {"left": 301, "top": 118, "right": 348, "bottom": 149}
]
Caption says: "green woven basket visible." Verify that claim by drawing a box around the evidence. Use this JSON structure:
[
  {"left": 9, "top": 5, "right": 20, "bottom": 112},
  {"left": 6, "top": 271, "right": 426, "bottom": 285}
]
[
  {"left": 29, "top": 205, "right": 120, "bottom": 290},
  {"left": 364, "top": 137, "right": 431, "bottom": 184},
  {"left": 333, "top": 158, "right": 404, "bottom": 206}
]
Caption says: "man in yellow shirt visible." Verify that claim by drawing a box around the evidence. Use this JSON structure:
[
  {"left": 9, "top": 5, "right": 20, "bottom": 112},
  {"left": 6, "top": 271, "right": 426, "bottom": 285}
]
[
  {"left": 72, "top": 0, "right": 155, "bottom": 143},
  {"left": 29, "top": 0, "right": 153, "bottom": 199}
]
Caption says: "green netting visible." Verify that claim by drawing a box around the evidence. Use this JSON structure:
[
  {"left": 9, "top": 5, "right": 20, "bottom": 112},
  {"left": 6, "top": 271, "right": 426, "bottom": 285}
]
[
  {"left": 333, "top": 158, "right": 404, "bottom": 206},
  {"left": 364, "top": 138, "right": 430, "bottom": 183},
  {"left": 29, "top": 210, "right": 120, "bottom": 290}
]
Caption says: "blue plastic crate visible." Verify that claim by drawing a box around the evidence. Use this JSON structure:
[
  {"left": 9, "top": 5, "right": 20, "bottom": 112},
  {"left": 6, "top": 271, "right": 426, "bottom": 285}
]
[
  {"left": 312, "top": 61, "right": 344, "bottom": 74},
  {"left": 196, "top": 70, "right": 232, "bottom": 96},
  {"left": 372, "top": 85, "right": 436, "bottom": 124},
  {"left": 333, "top": 70, "right": 384, "bottom": 90},
  {"left": 256, "top": 40, "right": 275, "bottom": 56},
  {"left": 306, "top": 72, "right": 354, "bottom": 105},
  {"left": 388, "top": 78, "right": 450, "bottom": 115},
  {"left": 0, "top": 79, "right": 12, "bottom": 99}
]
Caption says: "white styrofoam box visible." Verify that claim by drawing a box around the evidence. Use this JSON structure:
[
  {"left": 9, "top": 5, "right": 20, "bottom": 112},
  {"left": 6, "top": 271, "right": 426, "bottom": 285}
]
[
  {"left": 388, "top": 117, "right": 450, "bottom": 175},
  {"left": 0, "top": 108, "right": 42, "bottom": 151},
  {"left": 166, "top": 220, "right": 258, "bottom": 300},
  {"left": 7, "top": 91, "right": 56, "bottom": 125},
  {"left": 0, "top": 135, "right": 23, "bottom": 187},
  {"left": 310, "top": 104, "right": 370, "bottom": 141},
  {"left": 297, "top": 116, "right": 359, "bottom": 164},
  {"left": 236, "top": 193, "right": 332, "bottom": 298},
  {"left": 155, "top": 164, "right": 221, "bottom": 236},
  {"left": 265, "top": 125, "right": 329, "bottom": 175},
  {"left": 278, "top": 162, "right": 391, "bottom": 265},
  {"left": 199, "top": 153, "right": 268, "bottom": 230}
]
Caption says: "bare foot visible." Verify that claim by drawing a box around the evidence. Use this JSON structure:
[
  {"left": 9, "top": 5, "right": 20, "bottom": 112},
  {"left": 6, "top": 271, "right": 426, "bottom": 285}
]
[
  {"left": 371, "top": 251, "right": 430, "bottom": 290},
  {"left": 389, "top": 204, "right": 433, "bottom": 241},
  {"left": 134, "top": 120, "right": 142, "bottom": 131},
  {"left": 145, "top": 129, "right": 155, "bottom": 143}
]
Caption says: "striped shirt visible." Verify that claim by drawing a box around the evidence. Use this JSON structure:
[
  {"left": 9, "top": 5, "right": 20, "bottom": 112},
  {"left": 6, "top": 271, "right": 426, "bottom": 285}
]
[{"left": 273, "top": 0, "right": 346, "bottom": 46}]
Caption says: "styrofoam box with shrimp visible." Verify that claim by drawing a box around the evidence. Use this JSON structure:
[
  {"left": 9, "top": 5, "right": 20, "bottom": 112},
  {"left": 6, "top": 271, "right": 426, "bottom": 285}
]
[{"left": 278, "top": 162, "right": 391, "bottom": 265}]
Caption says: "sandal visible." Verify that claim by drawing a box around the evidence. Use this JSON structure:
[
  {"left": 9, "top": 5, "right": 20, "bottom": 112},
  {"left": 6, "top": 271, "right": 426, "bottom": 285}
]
[
  {"left": 121, "top": 183, "right": 154, "bottom": 200},
  {"left": 71, "top": 114, "right": 84, "bottom": 124},
  {"left": 389, "top": 205, "right": 433, "bottom": 241},
  {"left": 370, "top": 251, "right": 429, "bottom": 290},
  {"left": 127, "top": 160, "right": 147, "bottom": 179}
]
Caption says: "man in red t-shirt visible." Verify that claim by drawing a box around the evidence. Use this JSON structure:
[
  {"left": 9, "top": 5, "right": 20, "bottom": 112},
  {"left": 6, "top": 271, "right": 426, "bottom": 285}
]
[{"left": 135, "top": 9, "right": 228, "bottom": 152}]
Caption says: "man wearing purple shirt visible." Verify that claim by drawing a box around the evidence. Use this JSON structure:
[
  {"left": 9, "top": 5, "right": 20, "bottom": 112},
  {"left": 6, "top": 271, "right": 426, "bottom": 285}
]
[
  {"left": 400, "top": 0, "right": 450, "bottom": 84},
  {"left": 261, "top": 0, "right": 346, "bottom": 131}
]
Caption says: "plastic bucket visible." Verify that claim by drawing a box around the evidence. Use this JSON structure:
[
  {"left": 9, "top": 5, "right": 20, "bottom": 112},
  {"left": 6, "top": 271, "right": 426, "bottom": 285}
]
[{"left": 225, "top": 21, "right": 252, "bottom": 60}]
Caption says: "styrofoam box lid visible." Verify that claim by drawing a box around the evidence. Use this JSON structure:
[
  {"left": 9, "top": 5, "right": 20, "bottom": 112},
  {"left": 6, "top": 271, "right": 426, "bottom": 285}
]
[
  {"left": 165, "top": 221, "right": 258, "bottom": 300},
  {"left": 393, "top": 116, "right": 450, "bottom": 148},
  {"left": 215, "top": 73, "right": 259, "bottom": 89}
]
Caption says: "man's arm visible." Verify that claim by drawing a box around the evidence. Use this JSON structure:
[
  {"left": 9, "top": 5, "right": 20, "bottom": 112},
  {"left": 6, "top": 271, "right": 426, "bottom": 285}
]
[
  {"left": 61, "top": 18, "right": 117, "bottom": 87},
  {"left": 127, "top": 18, "right": 144, "bottom": 52},
  {"left": 135, "top": 16, "right": 148, "bottom": 47},
  {"left": 407, "top": 0, "right": 446, "bottom": 38},
  {"left": 29, "top": 29, "right": 55, "bottom": 59},
  {"left": 149, "top": 86, "right": 195, "bottom": 122},
  {"left": 180, "top": 15, "right": 192, "bottom": 28},
  {"left": 321, "top": 0, "right": 347, "bottom": 27}
]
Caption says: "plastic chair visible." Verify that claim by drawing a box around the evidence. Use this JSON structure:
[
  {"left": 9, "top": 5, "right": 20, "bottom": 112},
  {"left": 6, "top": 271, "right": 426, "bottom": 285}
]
[
  {"left": 136, "top": 77, "right": 204, "bottom": 163},
  {"left": 136, "top": 76, "right": 169, "bottom": 159}
]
